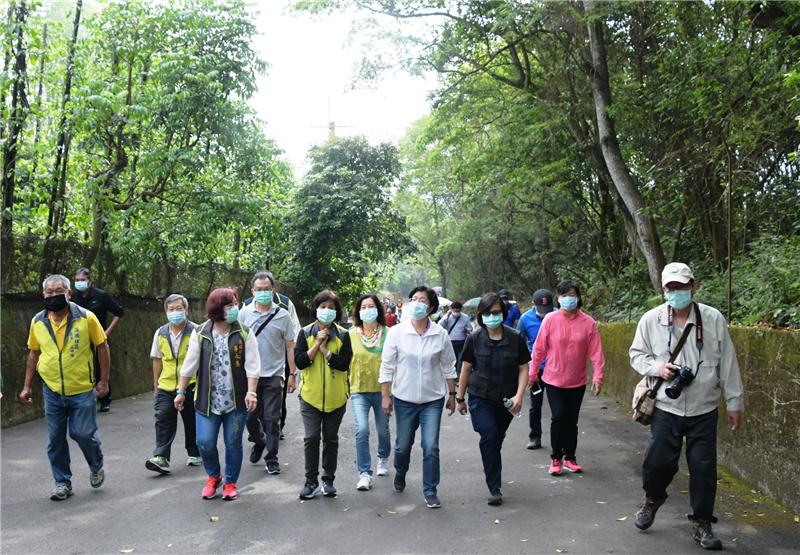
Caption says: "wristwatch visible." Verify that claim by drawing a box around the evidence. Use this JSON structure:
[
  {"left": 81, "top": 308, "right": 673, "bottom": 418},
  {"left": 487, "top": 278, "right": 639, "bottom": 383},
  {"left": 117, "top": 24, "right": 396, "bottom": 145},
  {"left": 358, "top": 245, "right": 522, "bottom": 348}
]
[
  {"left": 289, "top": 373, "right": 298, "bottom": 378},
  {"left": 456, "top": 397, "right": 466, "bottom": 403}
]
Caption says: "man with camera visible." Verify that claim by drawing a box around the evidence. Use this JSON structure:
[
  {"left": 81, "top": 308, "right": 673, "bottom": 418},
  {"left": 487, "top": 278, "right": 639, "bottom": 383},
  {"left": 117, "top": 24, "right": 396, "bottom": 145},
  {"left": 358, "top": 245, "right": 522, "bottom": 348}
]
[{"left": 629, "top": 262, "right": 743, "bottom": 550}]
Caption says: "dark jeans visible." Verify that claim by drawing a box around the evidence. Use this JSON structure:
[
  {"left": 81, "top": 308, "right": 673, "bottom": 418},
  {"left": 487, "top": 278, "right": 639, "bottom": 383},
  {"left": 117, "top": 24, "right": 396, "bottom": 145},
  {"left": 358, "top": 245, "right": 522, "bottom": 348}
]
[
  {"left": 643, "top": 408, "right": 718, "bottom": 521},
  {"left": 43, "top": 385, "right": 103, "bottom": 486},
  {"left": 393, "top": 396, "right": 445, "bottom": 497},
  {"left": 545, "top": 383, "right": 585, "bottom": 460},
  {"left": 246, "top": 375, "right": 284, "bottom": 463},
  {"left": 299, "top": 397, "right": 346, "bottom": 483},
  {"left": 451, "top": 340, "right": 465, "bottom": 379},
  {"left": 154, "top": 387, "right": 198, "bottom": 460},
  {"left": 528, "top": 381, "right": 544, "bottom": 440},
  {"left": 280, "top": 359, "right": 290, "bottom": 431},
  {"left": 468, "top": 395, "right": 513, "bottom": 494}
]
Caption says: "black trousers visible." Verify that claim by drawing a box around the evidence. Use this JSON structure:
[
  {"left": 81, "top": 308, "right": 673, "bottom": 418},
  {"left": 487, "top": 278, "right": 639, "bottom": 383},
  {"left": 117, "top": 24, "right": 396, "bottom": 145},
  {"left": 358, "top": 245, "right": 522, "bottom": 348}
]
[
  {"left": 280, "top": 357, "right": 290, "bottom": 431},
  {"left": 643, "top": 408, "right": 718, "bottom": 521},
  {"left": 528, "top": 382, "right": 544, "bottom": 440},
  {"left": 451, "top": 340, "right": 465, "bottom": 379},
  {"left": 246, "top": 375, "right": 284, "bottom": 463},
  {"left": 545, "top": 383, "right": 585, "bottom": 460},
  {"left": 93, "top": 349, "right": 111, "bottom": 405},
  {"left": 299, "top": 397, "right": 346, "bottom": 482},
  {"left": 469, "top": 396, "right": 513, "bottom": 494},
  {"left": 153, "top": 387, "right": 198, "bottom": 459}
]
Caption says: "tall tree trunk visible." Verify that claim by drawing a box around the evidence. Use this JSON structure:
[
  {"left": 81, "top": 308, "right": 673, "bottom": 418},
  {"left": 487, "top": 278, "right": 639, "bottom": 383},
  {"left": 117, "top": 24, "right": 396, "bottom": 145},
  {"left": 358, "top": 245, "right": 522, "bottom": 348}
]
[
  {"left": 32, "top": 23, "right": 46, "bottom": 151},
  {"left": 0, "top": 2, "right": 15, "bottom": 142},
  {"left": 41, "top": 0, "right": 82, "bottom": 280},
  {"left": 584, "top": 1, "right": 665, "bottom": 290},
  {"left": 1, "top": 0, "right": 29, "bottom": 290}
]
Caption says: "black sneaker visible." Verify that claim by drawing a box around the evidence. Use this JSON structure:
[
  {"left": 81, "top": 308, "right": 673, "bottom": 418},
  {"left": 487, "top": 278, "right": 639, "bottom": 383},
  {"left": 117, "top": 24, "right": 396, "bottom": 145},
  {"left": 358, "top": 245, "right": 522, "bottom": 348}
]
[
  {"left": 321, "top": 479, "right": 337, "bottom": 497},
  {"left": 50, "top": 483, "right": 73, "bottom": 501},
  {"left": 487, "top": 491, "right": 503, "bottom": 506},
  {"left": 393, "top": 473, "right": 406, "bottom": 492},
  {"left": 266, "top": 461, "right": 281, "bottom": 475},
  {"left": 425, "top": 494, "right": 441, "bottom": 508},
  {"left": 299, "top": 481, "right": 320, "bottom": 500},
  {"left": 692, "top": 519, "right": 722, "bottom": 550},
  {"left": 526, "top": 438, "right": 541, "bottom": 450},
  {"left": 249, "top": 443, "right": 265, "bottom": 464},
  {"left": 634, "top": 496, "right": 665, "bottom": 530}
]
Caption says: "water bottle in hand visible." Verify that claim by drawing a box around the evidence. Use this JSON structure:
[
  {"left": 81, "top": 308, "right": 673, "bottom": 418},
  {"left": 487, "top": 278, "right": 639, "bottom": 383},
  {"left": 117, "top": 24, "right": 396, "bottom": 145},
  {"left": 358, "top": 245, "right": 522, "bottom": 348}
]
[{"left": 503, "top": 397, "right": 522, "bottom": 418}]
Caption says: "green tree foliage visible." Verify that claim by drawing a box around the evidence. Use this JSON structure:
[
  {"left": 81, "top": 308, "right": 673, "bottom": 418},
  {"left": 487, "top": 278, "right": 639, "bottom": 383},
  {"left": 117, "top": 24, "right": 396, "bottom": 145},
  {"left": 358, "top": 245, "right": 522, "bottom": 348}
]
[
  {"left": 286, "top": 136, "right": 411, "bottom": 305},
  {"left": 1, "top": 0, "right": 293, "bottom": 294}
]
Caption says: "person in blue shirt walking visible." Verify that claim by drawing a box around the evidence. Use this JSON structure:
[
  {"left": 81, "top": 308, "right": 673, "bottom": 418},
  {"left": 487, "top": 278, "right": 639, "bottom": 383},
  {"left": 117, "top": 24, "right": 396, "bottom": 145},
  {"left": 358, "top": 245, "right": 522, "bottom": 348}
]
[
  {"left": 498, "top": 290, "right": 521, "bottom": 328},
  {"left": 516, "top": 289, "right": 556, "bottom": 449}
]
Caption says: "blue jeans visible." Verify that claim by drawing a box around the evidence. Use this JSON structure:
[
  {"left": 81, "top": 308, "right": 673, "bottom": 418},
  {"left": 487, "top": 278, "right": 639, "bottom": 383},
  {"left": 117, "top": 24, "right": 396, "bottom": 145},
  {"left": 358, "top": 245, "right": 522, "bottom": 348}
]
[
  {"left": 351, "top": 392, "right": 391, "bottom": 475},
  {"left": 468, "top": 396, "right": 513, "bottom": 494},
  {"left": 195, "top": 409, "right": 248, "bottom": 484},
  {"left": 393, "top": 396, "right": 444, "bottom": 497},
  {"left": 43, "top": 385, "right": 103, "bottom": 486}
]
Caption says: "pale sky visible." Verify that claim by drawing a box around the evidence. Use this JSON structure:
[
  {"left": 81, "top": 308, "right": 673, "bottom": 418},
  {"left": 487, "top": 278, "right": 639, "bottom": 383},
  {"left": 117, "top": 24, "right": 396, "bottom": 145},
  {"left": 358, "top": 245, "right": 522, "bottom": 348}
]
[{"left": 249, "top": 1, "right": 438, "bottom": 175}]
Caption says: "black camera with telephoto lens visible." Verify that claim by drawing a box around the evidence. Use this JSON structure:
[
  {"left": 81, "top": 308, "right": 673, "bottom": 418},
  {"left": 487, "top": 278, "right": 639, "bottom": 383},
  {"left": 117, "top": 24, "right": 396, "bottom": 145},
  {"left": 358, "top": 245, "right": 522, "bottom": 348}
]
[{"left": 664, "top": 365, "right": 695, "bottom": 399}]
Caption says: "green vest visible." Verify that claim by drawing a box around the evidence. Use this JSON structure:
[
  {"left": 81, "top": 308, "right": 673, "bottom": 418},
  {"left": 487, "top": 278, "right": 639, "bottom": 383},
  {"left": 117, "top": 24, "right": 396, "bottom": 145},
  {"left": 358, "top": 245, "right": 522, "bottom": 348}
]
[
  {"left": 155, "top": 322, "right": 197, "bottom": 391},
  {"left": 193, "top": 320, "right": 250, "bottom": 416},
  {"left": 347, "top": 326, "right": 385, "bottom": 394},
  {"left": 299, "top": 323, "right": 350, "bottom": 412},
  {"left": 30, "top": 303, "right": 96, "bottom": 396}
]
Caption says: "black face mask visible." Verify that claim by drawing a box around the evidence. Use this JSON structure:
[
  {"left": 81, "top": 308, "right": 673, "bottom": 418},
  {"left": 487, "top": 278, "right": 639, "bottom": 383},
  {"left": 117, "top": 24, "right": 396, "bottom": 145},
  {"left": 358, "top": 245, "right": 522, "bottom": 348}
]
[{"left": 44, "top": 294, "right": 68, "bottom": 312}]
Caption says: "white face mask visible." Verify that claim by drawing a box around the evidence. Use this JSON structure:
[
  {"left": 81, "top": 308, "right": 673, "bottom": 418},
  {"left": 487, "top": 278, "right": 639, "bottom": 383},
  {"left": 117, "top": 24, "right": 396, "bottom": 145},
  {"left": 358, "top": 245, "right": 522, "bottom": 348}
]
[{"left": 317, "top": 307, "right": 336, "bottom": 324}]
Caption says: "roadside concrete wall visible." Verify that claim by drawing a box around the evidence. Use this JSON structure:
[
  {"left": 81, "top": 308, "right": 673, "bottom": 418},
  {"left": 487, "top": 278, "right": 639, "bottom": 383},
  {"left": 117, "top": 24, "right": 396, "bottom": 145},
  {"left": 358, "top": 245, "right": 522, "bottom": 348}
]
[{"left": 599, "top": 322, "right": 800, "bottom": 514}]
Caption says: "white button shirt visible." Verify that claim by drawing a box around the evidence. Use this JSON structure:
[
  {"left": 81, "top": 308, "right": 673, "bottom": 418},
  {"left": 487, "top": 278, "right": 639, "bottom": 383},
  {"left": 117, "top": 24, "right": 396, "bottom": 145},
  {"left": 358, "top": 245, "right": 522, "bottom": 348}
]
[{"left": 379, "top": 318, "right": 457, "bottom": 404}]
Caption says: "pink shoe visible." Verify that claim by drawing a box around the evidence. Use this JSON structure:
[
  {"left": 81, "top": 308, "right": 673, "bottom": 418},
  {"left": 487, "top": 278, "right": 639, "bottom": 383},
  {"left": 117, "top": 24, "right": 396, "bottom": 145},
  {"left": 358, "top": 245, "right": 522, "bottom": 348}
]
[
  {"left": 202, "top": 476, "right": 221, "bottom": 499},
  {"left": 564, "top": 459, "right": 583, "bottom": 473},
  {"left": 222, "top": 483, "right": 238, "bottom": 501},
  {"left": 548, "top": 458, "right": 563, "bottom": 476}
]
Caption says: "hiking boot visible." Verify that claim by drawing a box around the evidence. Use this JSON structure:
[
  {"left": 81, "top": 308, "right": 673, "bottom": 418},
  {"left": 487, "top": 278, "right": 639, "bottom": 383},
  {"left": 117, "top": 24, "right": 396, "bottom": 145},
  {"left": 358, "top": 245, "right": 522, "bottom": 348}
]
[
  {"left": 634, "top": 496, "right": 665, "bottom": 530},
  {"left": 548, "top": 458, "right": 563, "bottom": 476},
  {"left": 692, "top": 519, "right": 722, "bottom": 550},
  {"left": 145, "top": 456, "right": 171, "bottom": 475},
  {"left": 563, "top": 458, "right": 583, "bottom": 473},
  {"left": 90, "top": 468, "right": 105, "bottom": 488},
  {"left": 266, "top": 461, "right": 281, "bottom": 475},
  {"left": 393, "top": 472, "right": 406, "bottom": 492},
  {"left": 249, "top": 443, "right": 265, "bottom": 464},
  {"left": 357, "top": 472, "right": 373, "bottom": 491},
  {"left": 299, "top": 481, "right": 320, "bottom": 500},
  {"left": 221, "top": 483, "right": 238, "bottom": 501},
  {"left": 50, "top": 483, "right": 73, "bottom": 501},
  {"left": 425, "top": 494, "right": 441, "bottom": 508},
  {"left": 376, "top": 457, "right": 390, "bottom": 476},
  {"left": 526, "top": 438, "right": 541, "bottom": 450},
  {"left": 202, "top": 476, "right": 221, "bottom": 499},
  {"left": 487, "top": 490, "right": 503, "bottom": 506},
  {"left": 186, "top": 456, "right": 202, "bottom": 466},
  {"left": 321, "top": 478, "right": 337, "bottom": 497}
]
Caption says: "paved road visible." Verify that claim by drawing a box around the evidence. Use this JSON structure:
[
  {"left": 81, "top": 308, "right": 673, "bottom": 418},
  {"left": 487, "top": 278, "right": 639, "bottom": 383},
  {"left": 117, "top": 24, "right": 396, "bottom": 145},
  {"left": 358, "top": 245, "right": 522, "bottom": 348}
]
[{"left": 2, "top": 391, "right": 797, "bottom": 554}]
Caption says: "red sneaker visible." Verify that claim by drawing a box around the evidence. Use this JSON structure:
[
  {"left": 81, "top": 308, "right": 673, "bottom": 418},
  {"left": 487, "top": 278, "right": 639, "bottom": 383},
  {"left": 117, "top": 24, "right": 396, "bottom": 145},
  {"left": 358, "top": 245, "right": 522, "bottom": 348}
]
[
  {"left": 548, "top": 458, "right": 563, "bottom": 476},
  {"left": 222, "top": 483, "right": 238, "bottom": 501},
  {"left": 202, "top": 476, "right": 221, "bottom": 499},
  {"left": 564, "top": 459, "right": 583, "bottom": 473}
]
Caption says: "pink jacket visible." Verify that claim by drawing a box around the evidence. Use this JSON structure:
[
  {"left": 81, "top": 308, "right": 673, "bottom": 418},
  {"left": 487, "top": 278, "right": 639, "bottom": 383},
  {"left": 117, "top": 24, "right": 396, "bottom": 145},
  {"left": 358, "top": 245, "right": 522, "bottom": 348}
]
[{"left": 529, "top": 309, "right": 605, "bottom": 388}]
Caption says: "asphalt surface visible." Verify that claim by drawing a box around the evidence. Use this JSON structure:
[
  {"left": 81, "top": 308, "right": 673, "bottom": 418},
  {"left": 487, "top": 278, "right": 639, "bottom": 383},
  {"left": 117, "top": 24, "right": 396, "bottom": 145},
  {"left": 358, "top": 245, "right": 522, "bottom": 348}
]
[{"left": 2, "top": 390, "right": 798, "bottom": 554}]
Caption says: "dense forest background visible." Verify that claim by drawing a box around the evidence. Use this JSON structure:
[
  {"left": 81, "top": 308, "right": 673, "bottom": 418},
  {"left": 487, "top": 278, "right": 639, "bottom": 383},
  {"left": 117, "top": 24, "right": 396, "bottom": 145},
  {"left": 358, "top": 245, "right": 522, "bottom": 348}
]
[{"left": 2, "top": 0, "right": 799, "bottom": 326}]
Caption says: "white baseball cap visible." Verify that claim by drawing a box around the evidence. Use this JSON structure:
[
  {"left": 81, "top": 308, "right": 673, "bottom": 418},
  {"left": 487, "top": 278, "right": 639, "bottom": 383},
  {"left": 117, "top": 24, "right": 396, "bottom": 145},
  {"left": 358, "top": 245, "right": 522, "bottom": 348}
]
[{"left": 661, "top": 262, "right": 694, "bottom": 286}]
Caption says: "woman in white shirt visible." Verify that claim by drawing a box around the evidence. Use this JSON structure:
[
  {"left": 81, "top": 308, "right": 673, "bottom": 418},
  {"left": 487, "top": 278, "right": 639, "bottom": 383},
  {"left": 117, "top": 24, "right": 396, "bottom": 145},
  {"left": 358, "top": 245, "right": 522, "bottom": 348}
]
[{"left": 379, "top": 286, "right": 457, "bottom": 509}]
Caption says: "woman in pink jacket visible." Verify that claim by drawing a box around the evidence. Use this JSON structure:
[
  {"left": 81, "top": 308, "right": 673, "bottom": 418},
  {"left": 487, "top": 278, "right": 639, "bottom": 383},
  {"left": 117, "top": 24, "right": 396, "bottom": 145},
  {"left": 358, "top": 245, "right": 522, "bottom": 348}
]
[{"left": 529, "top": 280, "right": 605, "bottom": 476}]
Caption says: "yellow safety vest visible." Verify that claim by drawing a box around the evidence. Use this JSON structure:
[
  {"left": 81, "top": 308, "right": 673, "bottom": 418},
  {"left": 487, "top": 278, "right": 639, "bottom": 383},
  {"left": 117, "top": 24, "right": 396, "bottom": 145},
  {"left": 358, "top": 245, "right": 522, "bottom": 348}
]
[
  {"left": 155, "top": 322, "right": 197, "bottom": 391},
  {"left": 299, "top": 323, "right": 349, "bottom": 412}
]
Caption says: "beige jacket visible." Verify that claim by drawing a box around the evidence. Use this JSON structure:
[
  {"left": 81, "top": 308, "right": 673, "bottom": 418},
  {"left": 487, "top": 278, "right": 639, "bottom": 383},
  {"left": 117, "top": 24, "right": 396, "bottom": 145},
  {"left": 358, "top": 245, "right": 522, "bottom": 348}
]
[{"left": 629, "top": 302, "right": 744, "bottom": 417}]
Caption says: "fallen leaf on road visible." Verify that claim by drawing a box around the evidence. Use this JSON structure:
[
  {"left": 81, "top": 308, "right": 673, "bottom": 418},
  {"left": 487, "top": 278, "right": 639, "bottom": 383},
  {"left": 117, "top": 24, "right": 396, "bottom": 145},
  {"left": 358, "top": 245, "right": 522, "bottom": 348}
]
[
  {"left": 732, "top": 538, "right": 738, "bottom": 542},
  {"left": 494, "top": 519, "right": 500, "bottom": 524},
  {"left": 556, "top": 549, "right": 567, "bottom": 553},
  {"left": 120, "top": 550, "right": 134, "bottom": 554},
  {"left": 456, "top": 459, "right": 461, "bottom": 463},
  {"left": 299, "top": 500, "right": 305, "bottom": 504},
  {"left": 377, "top": 513, "right": 382, "bottom": 518},
  {"left": 756, "top": 513, "right": 765, "bottom": 517},
  {"left": 387, "top": 510, "right": 397, "bottom": 514},
  {"left": 342, "top": 507, "right": 350, "bottom": 512},
  {"left": 520, "top": 539, "right": 529, "bottom": 543},
  {"left": 167, "top": 545, "right": 172, "bottom": 549},
  {"left": 209, "top": 516, "right": 219, "bottom": 523},
  {"left": 596, "top": 501, "right": 607, "bottom": 504},
  {"left": 507, "top": 481, "right": 515, "bottom": 484},
  {"left": 616, "top": 516, "right": 628, "bottom": 521}
]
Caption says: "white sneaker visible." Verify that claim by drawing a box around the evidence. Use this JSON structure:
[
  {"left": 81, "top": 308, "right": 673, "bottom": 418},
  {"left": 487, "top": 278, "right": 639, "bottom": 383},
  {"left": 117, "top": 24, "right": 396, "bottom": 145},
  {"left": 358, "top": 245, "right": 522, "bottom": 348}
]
[
  {"left": 356, "top": 472, "right": 373, "bottom": 491},
  {"left": 376, "top": 457, "right": 389, "bottom": 476}
]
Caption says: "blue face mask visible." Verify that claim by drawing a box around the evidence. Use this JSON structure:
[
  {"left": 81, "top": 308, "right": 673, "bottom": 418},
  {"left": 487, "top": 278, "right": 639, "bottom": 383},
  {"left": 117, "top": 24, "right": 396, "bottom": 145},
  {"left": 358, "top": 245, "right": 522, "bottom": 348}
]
[
  {"left": 254, "top": 290, "right": 273, "bottom": 305},
  {"left": 559, "top": 296, "right": 578, "bottom": 311},
  {"left": 317, "top": 307, "right": 336, "bottom": 324},
  {"left": 483, "top": 314, "right": 503, "bottom": 329},
  {"left": 167, "top": 310, "right": 186, "bottom": 325},
  {"left": 74, "top": 280, "right": 89, "bottom": 292},
  {"left": 409, "top": 300, "right": 429, "bottom": 321},
  {"left": 665, "top": 290, "right": 692, "bottom": 310},
  {"left": 224, "top": 306, "right": 240, "bottom": 324},
  {"left": 360, "top": 307, "right": 378, "bottom": 323}
]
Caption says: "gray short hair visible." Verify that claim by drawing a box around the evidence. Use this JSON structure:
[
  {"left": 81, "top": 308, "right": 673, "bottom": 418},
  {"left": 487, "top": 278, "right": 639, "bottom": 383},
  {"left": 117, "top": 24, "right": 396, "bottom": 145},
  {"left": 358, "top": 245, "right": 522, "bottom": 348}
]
[
  {"left": 164, "top": 294, "right": 189, "bottom": 312},
  {"left": 251, "top": 270, "right": 275, "bottom": 287},
  {"left": 42, "top": 274, "right": 70, "bottom": 291}
]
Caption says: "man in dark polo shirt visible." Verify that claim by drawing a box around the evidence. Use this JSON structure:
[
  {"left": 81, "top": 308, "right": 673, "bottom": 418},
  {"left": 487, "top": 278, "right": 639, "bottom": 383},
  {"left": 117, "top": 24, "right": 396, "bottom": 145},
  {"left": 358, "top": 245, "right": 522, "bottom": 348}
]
[{"left": 73, "top": 267, "right": 124, "bottom": 412}]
